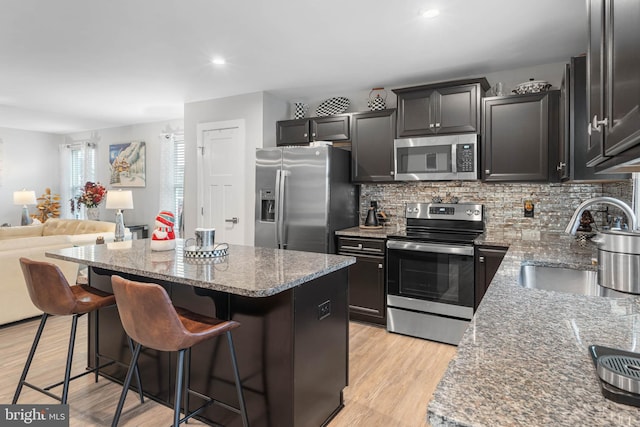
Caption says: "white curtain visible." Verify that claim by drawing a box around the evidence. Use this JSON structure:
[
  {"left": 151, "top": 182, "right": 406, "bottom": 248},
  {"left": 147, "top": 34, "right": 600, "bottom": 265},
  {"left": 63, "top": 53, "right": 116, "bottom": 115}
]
[
  {"left": 159, "top": 134, "right": 176, "bottom": 212},
  {"left": 59, "top": 142, "right": 96, "bottom": 219},
  {"left": 158, "top": 132, "right": 184, "bottom": 237}
]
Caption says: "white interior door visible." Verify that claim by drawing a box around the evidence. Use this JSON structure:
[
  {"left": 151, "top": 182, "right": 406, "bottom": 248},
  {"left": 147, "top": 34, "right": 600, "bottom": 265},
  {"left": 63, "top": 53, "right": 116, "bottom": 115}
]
[{"left": 197, "top": 120, "right": 246, "bottom": 245}]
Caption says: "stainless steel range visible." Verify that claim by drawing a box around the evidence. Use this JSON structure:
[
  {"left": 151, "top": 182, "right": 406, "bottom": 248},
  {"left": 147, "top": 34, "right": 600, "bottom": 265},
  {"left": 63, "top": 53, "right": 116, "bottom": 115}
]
[{"left": 386, "top": 202, "right": 484, "bottom": 345}]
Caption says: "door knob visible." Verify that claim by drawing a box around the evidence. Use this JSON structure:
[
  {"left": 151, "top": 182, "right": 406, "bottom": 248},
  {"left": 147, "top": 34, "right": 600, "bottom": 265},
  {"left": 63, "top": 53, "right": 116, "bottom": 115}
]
[{"left": 225, "top": 217, "right": 239, "bottom": 224}]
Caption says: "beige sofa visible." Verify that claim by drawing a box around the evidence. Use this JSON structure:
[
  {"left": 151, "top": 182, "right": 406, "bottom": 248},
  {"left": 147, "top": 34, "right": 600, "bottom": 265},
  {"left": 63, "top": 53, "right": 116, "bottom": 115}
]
[{"left": 0, "top": 219, "right": 120, "bottom": 325}]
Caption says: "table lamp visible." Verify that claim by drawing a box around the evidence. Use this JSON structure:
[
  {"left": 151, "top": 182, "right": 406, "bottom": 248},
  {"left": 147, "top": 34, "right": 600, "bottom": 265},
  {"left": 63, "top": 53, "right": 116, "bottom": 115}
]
[
  {"left": 106, "top": 190, "right": 133, "bottom": 242},
  {"left": 13, "top": 190, "right": 37, "bottom": 226}
]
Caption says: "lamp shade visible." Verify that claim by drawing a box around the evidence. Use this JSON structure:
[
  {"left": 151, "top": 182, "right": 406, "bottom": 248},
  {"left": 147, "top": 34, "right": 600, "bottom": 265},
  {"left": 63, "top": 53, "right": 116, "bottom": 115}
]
[
  {"left": 13, "top": 190, "right": 37, "bottom": 206},
  {"left": 106, "top": 190, "right": 134, "bottom": 210}
]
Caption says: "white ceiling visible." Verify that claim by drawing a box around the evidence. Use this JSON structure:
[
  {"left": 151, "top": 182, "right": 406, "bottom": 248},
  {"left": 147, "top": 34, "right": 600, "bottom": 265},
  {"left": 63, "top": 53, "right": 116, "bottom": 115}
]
[{"left": 0, "top": 0, "right": 587, "bottom": 134}]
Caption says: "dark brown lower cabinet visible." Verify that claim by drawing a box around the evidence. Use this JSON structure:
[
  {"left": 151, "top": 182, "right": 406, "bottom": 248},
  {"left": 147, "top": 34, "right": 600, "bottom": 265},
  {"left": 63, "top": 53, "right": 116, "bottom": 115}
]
[
  {"left": 475, "top": 245, "right": 508, "bottom": 309},
  {"left": 337, "top": 236, "right": 386, "bottom": 325}
]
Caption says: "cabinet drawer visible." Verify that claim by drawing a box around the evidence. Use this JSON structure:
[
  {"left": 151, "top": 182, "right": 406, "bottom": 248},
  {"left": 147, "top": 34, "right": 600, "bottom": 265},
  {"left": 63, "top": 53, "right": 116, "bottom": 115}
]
[{"left": 337, "top": 237, "right": 385, "bottom": 255}]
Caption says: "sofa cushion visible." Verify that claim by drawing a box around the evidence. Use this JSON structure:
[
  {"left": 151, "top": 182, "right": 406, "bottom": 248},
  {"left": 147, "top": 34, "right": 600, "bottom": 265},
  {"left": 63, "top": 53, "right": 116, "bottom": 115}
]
[
  {"left": 0, "top": 224, "right": 45, "bottom": 240},
  {"left": 42, "top": 218, "right": 115, "bottom": 236},
  {"left": 0, "top": 235, "right": 70, "bottom": 251}
]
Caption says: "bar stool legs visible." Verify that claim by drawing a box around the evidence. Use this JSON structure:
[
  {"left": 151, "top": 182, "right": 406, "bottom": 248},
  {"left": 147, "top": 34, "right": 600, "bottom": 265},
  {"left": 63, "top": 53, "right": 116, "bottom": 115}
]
[
  {"left": 12, "top": 312, "right": 145, "bottom": 405},
  {"left": 112, "top": 332, "right": 249, "bottom": 427},
  {"left": 228, "top": 331, "right": 249, "bottom": 427},
  {"left": 12, "top": 314, "right": 50, "bottom": 404}
]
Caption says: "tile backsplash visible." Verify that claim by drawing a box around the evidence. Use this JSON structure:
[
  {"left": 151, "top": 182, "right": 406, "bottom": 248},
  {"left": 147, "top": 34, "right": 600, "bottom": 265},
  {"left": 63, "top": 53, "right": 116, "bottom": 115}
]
[{"left": 360, "top": 180, "right": 633, "bottom": 239}]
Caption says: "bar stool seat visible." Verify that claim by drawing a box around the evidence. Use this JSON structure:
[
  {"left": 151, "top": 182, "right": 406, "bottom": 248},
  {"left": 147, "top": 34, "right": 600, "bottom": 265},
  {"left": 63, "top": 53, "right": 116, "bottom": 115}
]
[
  {"left": 111, "top": 275, "right": 249, "bottom": 427},
  {"left": 13, "top": 257, "right": 143, "bottom": 405}
]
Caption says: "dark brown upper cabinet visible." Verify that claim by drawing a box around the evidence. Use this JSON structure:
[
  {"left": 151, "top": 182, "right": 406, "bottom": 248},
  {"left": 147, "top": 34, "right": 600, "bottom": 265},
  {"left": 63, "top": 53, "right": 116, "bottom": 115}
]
[
  {"left": 351, "top": 109, "right": 396, "bottom": 183},
  {"left": 482, "top": 91, "right": 560, "bottom": 182},
  {"left": 276, "top": 114, "right": 350, "bottom": 146},
  {"left": 559, "top": 56, "right": 629, "bottom": 181},
  {"left": 587, "top": 0, "right": 640, "bottom": 172},
  {"left": 393, "top": 78, "right": 490, "bottom": 138}
]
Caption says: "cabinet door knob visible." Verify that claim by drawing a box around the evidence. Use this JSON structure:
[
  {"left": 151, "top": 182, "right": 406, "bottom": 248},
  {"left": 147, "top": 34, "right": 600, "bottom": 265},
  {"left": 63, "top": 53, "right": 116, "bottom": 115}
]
[
  {"left": 556, "top": 162, "right": 566, "bottom": 171},
  {"left": 479, "top": 256, "right": 485, "bottom": 263},
  {"left": 429, "top": 124, "right": 435, "bottom": 128},
  {"left": 485, "top": 169, "right": 491, "bottom": 175},
  {"left": 303, "top": 133, "right": 308, "bottom": 137},
  {"left": 591, "top": 115, "right": 608, "bottom": 133},
  {"left": 378, "top": 263, "right": 383, "bottom": 269},
  {"left": 312, "top": 132, "right": 316, "bottom": 137},
  {"left": 390, "top": 171, "right": 395, "bottom": 175},
  {"left": 435, "top": 123, "right": 441, "bottom": 127}
]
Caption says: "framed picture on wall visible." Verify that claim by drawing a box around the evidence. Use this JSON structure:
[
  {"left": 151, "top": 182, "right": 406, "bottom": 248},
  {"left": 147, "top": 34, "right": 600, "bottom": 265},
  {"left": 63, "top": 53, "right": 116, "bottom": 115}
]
[{"left": 109, "top": 141, "right": 146, "bottom": 187}]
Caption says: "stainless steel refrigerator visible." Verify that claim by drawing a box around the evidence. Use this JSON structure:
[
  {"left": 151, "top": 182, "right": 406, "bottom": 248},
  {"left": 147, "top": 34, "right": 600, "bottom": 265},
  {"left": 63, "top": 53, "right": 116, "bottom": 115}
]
[{"left": 255, "top": 146, "right": 358, "bottom": 254}]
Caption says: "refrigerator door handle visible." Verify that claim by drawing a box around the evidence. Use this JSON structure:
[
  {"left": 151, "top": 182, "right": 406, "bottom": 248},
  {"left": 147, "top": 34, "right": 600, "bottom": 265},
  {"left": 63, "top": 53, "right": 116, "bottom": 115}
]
[
  {"left": 278, "top": 170, "right": 289, "bottom": 249},
  {"left": 275, "top": 169, "right": 282, "bottom": 248}
]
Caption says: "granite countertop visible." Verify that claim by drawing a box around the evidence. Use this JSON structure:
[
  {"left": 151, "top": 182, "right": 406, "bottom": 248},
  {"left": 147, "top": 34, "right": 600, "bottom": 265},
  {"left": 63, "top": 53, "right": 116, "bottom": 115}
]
[
  {"left": 428, "top": 232, "right": 640, "bottom": 427},
  {"left": 335, "top": 225, "right": 395, "bottom": 239},
  {"left": 46, "top": 239, "right": 355, "bottom": 298}
]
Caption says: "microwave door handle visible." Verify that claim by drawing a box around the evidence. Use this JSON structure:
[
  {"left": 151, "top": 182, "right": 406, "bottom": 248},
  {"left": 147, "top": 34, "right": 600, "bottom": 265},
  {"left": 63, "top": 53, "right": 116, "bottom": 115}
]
[{"left": 451, "top": 144, "right": 457, "bottom": 173}]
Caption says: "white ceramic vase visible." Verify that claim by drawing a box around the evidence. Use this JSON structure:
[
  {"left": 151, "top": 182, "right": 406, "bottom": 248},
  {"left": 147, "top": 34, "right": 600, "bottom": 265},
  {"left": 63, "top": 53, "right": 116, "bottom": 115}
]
[{"left": 86, "top": 207, "right": 99, "bottom": 221}]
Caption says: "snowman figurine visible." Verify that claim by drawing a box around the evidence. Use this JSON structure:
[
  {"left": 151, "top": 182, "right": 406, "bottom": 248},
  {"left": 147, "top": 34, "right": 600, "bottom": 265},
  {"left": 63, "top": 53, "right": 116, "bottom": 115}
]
[{"left": 150, "top": 210, "right": 176, "bottom": 251}]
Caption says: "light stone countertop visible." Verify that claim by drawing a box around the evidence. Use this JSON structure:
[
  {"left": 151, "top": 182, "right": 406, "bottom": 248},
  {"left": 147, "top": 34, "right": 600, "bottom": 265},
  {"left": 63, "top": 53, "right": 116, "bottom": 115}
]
[
  {"left": 46, "top": 239, "right": 355, "bottom": 297},
  {"left": 428, "top": 232, "right": 640, "bottom": 427},
  {"left": 335, "top": 225, "right": 395, "bottom": 239}
]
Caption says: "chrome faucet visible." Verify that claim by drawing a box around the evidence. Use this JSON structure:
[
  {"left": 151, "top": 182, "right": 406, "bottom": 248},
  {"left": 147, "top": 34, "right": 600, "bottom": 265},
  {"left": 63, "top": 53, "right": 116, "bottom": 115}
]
[{"left": 565, "top": 196, "right": 637, "bottom": 235}]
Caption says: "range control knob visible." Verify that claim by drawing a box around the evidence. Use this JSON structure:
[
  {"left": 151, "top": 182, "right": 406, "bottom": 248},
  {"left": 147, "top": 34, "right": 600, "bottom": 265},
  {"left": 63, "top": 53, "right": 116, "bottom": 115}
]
[
  {"left": 466, "top": 209, "right": 473, "bottom": 216},
  {"left": 474, "top": 209, "right": 481, "bottom": 216}
]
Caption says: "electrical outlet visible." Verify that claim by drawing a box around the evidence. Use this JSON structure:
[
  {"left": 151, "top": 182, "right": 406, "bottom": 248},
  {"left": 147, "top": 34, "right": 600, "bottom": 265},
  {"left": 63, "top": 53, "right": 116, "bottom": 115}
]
[{"left": 318, "top": 300, "right": 331, "bottom": 320}]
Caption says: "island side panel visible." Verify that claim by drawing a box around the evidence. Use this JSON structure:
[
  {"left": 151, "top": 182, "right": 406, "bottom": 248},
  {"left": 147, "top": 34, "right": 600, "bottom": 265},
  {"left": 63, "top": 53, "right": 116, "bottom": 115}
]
[
  {"left": 86, "top": 266, "right": 349, "bottom": 427},
  {"left": 293, "top": 267, "right": 349, "bottom": 427}
]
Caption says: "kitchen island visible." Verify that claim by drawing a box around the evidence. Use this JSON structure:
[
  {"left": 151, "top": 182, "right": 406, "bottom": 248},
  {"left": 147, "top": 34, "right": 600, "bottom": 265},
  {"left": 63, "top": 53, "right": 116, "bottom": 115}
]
[
  {"left": 428, "top": 232, "right": 640, "bottom": 426},
  {"left": 47, "top": 239, "right": 355, "bottom": 427}
]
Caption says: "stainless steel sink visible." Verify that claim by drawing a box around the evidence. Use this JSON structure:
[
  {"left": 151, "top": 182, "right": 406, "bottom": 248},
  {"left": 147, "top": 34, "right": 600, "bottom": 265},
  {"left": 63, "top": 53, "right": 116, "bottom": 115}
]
[{"left": 518, "top": 265, "right": 630, "bottom": 297}]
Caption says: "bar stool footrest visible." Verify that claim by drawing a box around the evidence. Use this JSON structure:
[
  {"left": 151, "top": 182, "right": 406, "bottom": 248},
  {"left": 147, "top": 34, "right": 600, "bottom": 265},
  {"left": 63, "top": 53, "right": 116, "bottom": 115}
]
[{"left": 43, "top": 359, "right": 117, "bottom": 391}]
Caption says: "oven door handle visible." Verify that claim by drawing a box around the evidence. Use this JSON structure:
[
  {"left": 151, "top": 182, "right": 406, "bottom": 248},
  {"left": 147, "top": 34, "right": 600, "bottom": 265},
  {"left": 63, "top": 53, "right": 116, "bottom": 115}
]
[{"left": 386, "top": 240, "right": 474, "bottom": 256}]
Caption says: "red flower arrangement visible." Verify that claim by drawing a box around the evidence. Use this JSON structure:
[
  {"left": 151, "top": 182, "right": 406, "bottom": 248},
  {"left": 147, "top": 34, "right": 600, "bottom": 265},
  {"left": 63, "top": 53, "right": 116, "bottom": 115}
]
[{"left": 77, "top": 181, "right": 107, "bottom": 208}]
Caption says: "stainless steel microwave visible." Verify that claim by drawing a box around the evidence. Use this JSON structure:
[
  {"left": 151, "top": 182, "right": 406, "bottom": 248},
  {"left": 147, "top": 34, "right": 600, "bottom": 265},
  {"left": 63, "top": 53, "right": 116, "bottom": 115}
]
[{"left": 393, "top": 134, "right": 478, "bottom": 181}]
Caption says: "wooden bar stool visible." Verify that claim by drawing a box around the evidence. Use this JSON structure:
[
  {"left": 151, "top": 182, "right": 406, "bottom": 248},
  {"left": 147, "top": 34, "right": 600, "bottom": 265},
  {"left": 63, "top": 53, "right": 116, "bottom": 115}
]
[
  {"left": 110, "top": 275, "right": 249, "bottom": 427},
  {"left": 13, "top": 258, "right": 144, "bottom": 405}
]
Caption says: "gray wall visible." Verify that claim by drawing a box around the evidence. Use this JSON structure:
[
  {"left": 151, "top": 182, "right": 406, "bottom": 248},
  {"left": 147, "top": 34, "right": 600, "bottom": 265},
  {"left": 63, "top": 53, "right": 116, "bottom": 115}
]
[
  {"left": 0, "top": 127, "right": 63, "bottom": 225},
  {"left": 64, "top": 118, "right": 184, "bottom": 230},
  {"left": 279, "top": 61, "right": 568, "bottom": 119},
  {"left": 183, "top": 91, "right": 288, "bottom": 240}
]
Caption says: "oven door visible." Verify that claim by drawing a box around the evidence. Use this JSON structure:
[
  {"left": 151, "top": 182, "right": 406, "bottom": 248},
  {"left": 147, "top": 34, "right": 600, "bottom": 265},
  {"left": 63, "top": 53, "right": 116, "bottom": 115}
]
[{"left": 386, "top": 240, "right": 475, "bottom": 319}]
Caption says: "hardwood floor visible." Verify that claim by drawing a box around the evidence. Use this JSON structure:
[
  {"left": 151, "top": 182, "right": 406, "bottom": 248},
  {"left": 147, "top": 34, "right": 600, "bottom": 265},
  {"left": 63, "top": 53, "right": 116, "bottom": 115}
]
[{"left": 0, "top": 316, "right": 456, "bottom": 426}]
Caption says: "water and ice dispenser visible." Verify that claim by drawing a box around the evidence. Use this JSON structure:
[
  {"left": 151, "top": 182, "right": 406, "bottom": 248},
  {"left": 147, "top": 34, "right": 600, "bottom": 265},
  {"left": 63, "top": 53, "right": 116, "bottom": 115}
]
[{"left": 259, "top": 189, "right": 275, "bottom": 222}]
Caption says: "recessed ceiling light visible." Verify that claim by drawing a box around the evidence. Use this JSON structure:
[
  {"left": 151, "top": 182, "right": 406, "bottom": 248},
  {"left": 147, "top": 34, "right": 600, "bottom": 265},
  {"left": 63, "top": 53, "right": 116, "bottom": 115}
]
[
  {"left": 211, "top": 57, "right": 226, "bottom": 65},
  {"left": 421, "top": 9, "right": 440, "bottom": 18}
]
